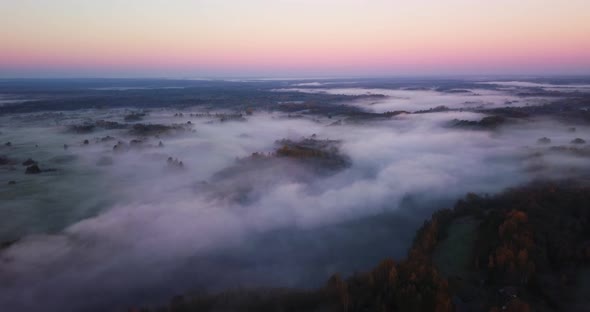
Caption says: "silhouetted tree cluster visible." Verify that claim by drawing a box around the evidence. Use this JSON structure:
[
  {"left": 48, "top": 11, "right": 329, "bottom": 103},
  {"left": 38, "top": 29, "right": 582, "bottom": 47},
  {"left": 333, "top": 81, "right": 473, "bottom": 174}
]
[
  {"left": 326, "top": 219, "right": 454, "bottom": 311},
  {"left": 276, "top": 144, "right": 329, "bottom": 159}
]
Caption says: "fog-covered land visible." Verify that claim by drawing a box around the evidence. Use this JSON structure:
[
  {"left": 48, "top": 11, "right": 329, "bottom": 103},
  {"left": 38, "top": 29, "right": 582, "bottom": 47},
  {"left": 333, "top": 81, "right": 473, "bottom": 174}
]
[{"left": 2, "top": 77, "right": 590, "bottom": 311}]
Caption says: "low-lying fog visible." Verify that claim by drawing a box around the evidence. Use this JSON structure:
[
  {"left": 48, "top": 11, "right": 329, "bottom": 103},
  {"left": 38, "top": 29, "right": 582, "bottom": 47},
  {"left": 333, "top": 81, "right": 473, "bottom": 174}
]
[
  {"left": 0, "top": 94, "right": 33, "bottom": 106},
  {"left": 274, "top": 87, "right": 550, "bottom": 113},
  {"left": 1, "top": 98, "right": 590, "bottom": 311}
]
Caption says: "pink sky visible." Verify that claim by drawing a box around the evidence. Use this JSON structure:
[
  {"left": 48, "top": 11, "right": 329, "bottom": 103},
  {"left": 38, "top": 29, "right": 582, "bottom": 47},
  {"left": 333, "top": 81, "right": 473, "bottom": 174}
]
[{"left": 1, "top": 0, "right": 589, "bottom": 77}]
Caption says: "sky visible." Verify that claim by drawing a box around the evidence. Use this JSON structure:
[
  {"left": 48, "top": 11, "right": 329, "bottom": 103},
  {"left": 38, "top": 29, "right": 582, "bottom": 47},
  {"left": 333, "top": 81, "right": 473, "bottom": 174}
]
[{"left": 1, "top": 0, "right": 589, "bottom": 78}]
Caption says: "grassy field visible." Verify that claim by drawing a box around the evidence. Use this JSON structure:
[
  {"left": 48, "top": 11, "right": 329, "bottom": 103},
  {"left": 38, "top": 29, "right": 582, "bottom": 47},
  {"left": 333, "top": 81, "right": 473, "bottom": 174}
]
[{"left": 433, "top": 217, "right": 479, "bottom": 278}]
